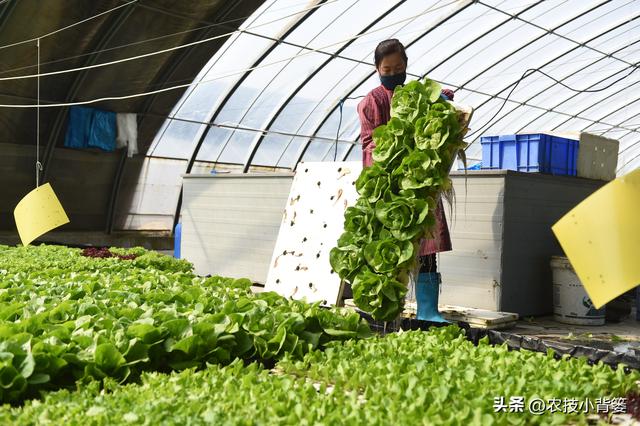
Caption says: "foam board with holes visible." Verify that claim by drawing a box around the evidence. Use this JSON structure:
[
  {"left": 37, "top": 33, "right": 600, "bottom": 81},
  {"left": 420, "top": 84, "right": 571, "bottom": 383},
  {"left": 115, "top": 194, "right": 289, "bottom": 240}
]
[{"left": 264, "top": 161, "right": 363, "bottom": 305}]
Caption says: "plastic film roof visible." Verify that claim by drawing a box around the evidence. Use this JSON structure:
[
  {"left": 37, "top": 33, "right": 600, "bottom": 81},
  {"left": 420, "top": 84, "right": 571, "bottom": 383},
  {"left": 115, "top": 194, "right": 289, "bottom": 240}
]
[
  {"left": 0, "top": 0, "right": 265, "bottom": 232},
  {"left": 2, "top": 0, "right": 638, "bottom": 232},
  {"left": 151, "top": 0, "right": 640, "bottom": 176}
]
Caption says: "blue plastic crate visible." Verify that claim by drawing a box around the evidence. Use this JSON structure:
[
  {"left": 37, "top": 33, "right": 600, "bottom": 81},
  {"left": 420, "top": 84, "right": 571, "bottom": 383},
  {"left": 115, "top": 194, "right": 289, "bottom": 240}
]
[{"left": 481, "top": 133, "right": 578, "bottom": 176}]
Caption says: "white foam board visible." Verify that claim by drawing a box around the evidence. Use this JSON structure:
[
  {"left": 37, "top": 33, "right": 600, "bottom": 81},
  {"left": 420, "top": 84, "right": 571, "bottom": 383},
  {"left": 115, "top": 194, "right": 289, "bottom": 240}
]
[{"left": 264, "top": 161, "right": 363, "bottom": 305}]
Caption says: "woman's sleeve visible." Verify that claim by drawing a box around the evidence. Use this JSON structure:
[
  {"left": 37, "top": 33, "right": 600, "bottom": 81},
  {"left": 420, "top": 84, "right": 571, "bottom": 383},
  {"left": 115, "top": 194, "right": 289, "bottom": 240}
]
[{"left": 357, "top": 95, "right": 378, "bottom": 156}]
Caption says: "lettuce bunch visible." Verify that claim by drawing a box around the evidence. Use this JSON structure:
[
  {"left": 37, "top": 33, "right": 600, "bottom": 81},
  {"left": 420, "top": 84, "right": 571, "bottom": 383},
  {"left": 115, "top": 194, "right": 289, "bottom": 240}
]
[{"left": 330, "top": 78, "right": 466, "bottom": 321}]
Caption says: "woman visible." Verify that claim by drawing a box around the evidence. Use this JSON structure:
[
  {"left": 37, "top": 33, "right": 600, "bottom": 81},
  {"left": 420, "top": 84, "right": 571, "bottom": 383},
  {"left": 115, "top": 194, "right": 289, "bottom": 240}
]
[{"left": 357, "top": 39, "right": 451, "bottom": 322}]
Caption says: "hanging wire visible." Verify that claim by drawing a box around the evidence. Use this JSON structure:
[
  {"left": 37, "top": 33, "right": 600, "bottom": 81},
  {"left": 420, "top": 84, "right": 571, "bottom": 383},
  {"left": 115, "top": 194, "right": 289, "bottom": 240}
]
[
  {"left": 140, "top": 111, "right": 358, "bottom": 144},
  {"left": 0, "top": 2, "right": 459, "bottom": 108},
  {"left": 326, "top": 59, "right": 640, "bottom": 161},
  {"left": 0, "top": 0, "right": 459, "bottom": 85},
  {"left": 465, "top": 64, "right": 640, "bottom": 141},
  {"left": 0, "top": 0, "right": 138, "bottom": 52},
  {"left": 0, "top": 0, "right": 342, "bottom": 77},
  {"left": 334, "top": 95, "right": 365, "bottom": 161},
  {"left": 35, "top": 38, "right": 42, "bottom": 188},
  {"left": 0, "top": 0, "right": 373, "bottom": 83}
]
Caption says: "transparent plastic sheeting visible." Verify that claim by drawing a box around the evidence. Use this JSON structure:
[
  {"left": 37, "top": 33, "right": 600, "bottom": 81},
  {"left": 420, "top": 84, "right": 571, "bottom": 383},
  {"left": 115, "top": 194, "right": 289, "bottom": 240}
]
[{"left": 149, "top": 0, "right": 640, "bottom": 173}]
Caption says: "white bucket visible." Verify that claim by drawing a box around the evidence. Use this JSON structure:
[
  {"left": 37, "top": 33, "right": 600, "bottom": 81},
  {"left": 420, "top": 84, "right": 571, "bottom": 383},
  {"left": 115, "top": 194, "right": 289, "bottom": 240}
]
[{"left": 551, "top": 256, "right": 605, "bottom": 325}]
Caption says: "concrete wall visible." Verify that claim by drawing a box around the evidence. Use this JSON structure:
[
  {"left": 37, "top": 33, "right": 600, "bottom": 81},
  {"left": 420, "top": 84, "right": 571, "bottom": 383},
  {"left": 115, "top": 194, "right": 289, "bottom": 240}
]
[
  {"left": 440, "top": 172, "right": 506, "bottom": 311},
  {"left": 112, "top": 156, "right": 184, "bottom": 231},
  {"left": 181, "top": 174, "right": 293, "bottom": 283},
  {"left": 501, "top": 172, "right": 605, "bottom": 315},
  {"left": 440, "top": 170, "right": 604, "bottom": 316}
]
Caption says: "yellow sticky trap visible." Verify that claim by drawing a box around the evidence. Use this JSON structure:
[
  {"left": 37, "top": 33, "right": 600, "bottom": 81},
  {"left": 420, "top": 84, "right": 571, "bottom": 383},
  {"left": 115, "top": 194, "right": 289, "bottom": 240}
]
[
  {"left": 552, "top": 169, "right": 640, "bottom": 308},
  {"left": 14, "top": 183, "right": 70, "bottom": 246}
]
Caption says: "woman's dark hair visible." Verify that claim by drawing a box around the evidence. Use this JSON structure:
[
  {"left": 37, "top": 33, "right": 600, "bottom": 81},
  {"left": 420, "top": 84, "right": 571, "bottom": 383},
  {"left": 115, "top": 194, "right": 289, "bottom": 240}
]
[{"left": 374, "top": 39, "right": 408, "bottom": 68}]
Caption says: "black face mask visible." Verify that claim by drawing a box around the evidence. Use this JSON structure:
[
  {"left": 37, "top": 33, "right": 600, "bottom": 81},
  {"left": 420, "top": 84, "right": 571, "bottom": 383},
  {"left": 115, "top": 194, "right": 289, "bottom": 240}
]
[{"left": 380, "top": 72, "right": 406, "bottom": 90}]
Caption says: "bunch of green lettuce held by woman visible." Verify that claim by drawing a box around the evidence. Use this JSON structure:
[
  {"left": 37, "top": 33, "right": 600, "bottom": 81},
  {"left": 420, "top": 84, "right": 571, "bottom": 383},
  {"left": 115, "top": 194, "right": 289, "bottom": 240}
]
[{"left": 331, "top": 78, "right": 466, "bottom": 321}]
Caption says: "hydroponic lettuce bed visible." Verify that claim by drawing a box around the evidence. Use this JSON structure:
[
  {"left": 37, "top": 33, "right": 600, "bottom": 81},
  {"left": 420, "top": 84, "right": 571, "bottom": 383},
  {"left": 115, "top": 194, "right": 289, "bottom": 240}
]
[
  {"left": 0, "top": 245, "right": 369, "bottom": 403},
  {"left": 0, "top": 245, "right": 638, "bottom": 425}
]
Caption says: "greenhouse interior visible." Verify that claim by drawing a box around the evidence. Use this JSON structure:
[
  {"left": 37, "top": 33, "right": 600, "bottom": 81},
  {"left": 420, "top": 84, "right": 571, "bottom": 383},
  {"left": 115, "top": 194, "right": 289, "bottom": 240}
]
[{"left": 1, "top": 0, "right": 640, "bottom": 424}]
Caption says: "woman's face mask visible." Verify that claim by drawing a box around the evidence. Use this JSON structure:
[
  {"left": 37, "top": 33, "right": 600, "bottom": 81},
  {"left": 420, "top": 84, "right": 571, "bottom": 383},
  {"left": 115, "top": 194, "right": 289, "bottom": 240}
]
[{"left": 380, "top": 72, "right": 406, "bottom": 90}]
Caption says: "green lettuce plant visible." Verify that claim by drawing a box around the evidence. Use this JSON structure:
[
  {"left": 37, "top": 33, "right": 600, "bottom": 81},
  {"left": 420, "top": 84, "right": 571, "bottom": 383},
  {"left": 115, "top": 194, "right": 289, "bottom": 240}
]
[
  {"left": 355, "top": 163, "right": 392, "bottom": 203},
  {"left": 374, "top": 196, "right": 431, "bottom": 241},
  {"left": 329, "top": 243, "right": 364, "bottom": 284},
  {"left": 342, "top": 201, "right": 379, "bottom": 242},
  {"left": 392, "top": 150, "right": 445, "bottom": 193},
  {"left": 363, "top": 229, "right": 415, "bottom": 274},
  {"left": 351, "top": 267, "right": 407, "bottom": 322},
  {"left": 370, "top": 117, "right": 414, "bottom": 169},
  {"left": 390, "top": 80, "right": 441, "bottom": 122}
]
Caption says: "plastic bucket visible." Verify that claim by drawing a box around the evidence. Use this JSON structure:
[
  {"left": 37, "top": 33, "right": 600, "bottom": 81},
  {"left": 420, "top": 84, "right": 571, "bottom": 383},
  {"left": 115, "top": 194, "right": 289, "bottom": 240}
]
[
  {"left": 551, "top": 256, "right": 605, "bottom": 325},
  {"left": 636, "top": 286, "right": 640, "bottom": 321}
]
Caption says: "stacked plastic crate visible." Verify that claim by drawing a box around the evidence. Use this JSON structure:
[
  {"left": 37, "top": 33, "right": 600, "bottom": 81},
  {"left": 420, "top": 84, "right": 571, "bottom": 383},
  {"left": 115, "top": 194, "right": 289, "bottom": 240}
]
[
  {"left": 481, "top": 133, "right": 578, "bottom": 176},
  {"left": 480, "top": 132, "right": 619, "bottom": 180}
]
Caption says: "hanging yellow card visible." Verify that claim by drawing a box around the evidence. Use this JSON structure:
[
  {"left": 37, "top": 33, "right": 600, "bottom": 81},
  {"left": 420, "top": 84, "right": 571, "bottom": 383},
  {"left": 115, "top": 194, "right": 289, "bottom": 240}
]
[
  {"left": 14, "top": 183, "right": 70, "bottom": 246},
  {"left": 552, "top": 168, "right": 640, "bottom": 308}
]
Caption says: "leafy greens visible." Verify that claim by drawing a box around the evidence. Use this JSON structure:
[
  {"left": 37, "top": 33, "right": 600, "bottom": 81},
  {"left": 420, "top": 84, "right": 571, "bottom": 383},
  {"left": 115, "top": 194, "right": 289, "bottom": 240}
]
[{"left": 331, "top": 78, "right": 467, "bottom": 321}]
